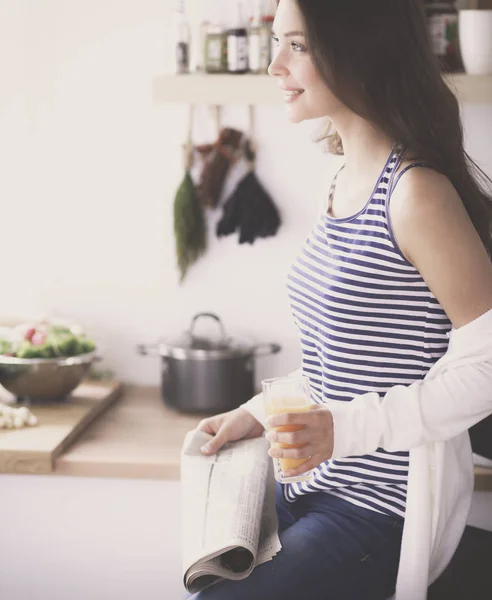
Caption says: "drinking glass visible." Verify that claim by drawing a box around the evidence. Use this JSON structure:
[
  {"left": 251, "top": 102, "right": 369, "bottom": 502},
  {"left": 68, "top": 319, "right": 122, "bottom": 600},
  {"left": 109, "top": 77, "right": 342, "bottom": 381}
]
[{"left": 262, "top": 375, "right": 314, "bottom": 484}]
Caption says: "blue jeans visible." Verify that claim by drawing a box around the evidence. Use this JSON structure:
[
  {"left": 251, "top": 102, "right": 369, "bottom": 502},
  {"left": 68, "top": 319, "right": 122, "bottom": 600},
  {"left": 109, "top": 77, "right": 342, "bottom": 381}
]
[{"left": 189, "top": 483, "right": 403, "bottom": 600}]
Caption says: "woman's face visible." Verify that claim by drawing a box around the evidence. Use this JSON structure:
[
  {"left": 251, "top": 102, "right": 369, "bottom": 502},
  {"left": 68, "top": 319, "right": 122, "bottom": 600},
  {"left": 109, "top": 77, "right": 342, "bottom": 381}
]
[{"left": 268, "top": 0, "right": 343, "bottom": 124}]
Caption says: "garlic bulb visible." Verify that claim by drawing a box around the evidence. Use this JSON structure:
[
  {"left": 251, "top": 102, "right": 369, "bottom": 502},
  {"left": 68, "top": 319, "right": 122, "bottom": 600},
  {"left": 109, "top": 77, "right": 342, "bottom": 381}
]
[{"left": 0, "top": 403, "right": 38, "bottom": 429}]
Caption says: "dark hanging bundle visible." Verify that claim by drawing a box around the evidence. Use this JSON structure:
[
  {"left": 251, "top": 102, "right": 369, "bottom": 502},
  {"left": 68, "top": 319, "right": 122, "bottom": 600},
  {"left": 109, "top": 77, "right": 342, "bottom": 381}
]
[
  {"left": 196, "top": 110, "right": 244, "bottom": 209},
  {"left": 173, "top": 104, "right": 207, "bottom": 282},
  {"left": 216, "top": 106, "right": 281, "bottom": 244}
]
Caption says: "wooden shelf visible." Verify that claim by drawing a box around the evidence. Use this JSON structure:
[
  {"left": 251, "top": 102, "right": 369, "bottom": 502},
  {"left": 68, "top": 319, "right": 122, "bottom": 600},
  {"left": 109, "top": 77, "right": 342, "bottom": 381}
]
[
  {"left": 153, "top": 74, "right": 278, "bottom": 105},
  {"left": 445, "top": 73, "right": 492, "bottom": 104},
  {"left": 153, "top": 73, "right": 492, "bottom": 106}
]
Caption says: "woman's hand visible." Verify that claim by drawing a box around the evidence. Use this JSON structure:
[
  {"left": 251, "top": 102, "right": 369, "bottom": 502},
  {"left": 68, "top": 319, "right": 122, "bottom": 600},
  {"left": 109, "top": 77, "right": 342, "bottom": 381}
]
[
  {"left": 265, "top": 405, "right": 334, "bottom": 477},
  {"left": 198, "top": 407, "right": 265, "bottom": 455}
]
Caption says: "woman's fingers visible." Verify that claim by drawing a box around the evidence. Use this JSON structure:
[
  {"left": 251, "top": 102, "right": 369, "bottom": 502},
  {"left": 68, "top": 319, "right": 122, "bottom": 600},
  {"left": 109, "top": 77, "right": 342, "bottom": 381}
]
[
  {"left": 264, "top": 407, "right": 334, "bottom": 477},
  {"left": 268, "top": 444, "right": 313, "bottom": 459},
  {"left": 267, "top": 410, "right": 312, "bottom": 429},
  {"left": 266, "top": 404, "right": 328, "bottom": 429},
  {"left": 283, "top": 455, "right": 323, "bottom": 478},
  {"left": 265, "top": 428, "right": 314, "bottom": 445},
  {"left": 197, "top": 417, "right": 218, "bottom": 435},
  {"left": 200, "top": 426, "right": 229, "bottom": 455},
  {"left": 197, "top": 417, "right": 227, "bottom": 454}
]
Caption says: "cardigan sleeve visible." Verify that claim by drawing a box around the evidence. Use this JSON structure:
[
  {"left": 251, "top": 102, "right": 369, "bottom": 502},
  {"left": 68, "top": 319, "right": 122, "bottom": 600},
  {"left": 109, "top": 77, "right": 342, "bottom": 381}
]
[{"left": 330, "top": 308, "right": 492, "bottom": 459}]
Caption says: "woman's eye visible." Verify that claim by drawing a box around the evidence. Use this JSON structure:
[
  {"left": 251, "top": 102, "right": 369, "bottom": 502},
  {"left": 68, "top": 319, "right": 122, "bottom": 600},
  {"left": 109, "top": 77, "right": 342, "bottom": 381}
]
[
  {"left": 291, "top": 42, "right": 306, "bottom": 53},
  {"left": 271, "top": 35, "right": 279, "bottom": 46}
]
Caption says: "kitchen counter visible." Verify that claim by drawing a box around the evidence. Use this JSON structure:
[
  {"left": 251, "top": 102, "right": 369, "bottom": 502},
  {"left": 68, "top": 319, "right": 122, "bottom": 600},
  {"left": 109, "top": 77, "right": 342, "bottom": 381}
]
[
  {"left": 54, "top": 385, "right": 492, "bottom": 490},
  {"left": 54, "top": 385, "right": 204, "bottom": 479}
]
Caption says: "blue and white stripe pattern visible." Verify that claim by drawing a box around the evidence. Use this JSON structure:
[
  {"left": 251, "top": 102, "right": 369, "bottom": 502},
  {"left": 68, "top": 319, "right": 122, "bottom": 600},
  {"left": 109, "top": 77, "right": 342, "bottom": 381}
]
[{"left": 285, "top": 148, "right": 451, "bottom": 518}]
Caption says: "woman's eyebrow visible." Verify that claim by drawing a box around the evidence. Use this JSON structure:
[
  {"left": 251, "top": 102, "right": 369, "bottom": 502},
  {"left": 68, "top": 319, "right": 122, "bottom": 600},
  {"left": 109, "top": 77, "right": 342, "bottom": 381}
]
[{"left": 271, "top": 29, "right": 305, "bottom": 38}]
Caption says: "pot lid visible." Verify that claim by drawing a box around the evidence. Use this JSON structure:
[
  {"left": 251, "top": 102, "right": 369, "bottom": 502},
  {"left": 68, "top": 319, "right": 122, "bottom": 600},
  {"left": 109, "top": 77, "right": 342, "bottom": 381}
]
[{"left": 160, "top": 313, "right": 252, "bottom": 359}]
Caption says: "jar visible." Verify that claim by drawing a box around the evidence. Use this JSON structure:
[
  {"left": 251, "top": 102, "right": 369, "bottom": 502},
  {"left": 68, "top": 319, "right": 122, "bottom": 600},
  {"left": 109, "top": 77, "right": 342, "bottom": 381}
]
[
  {"left": 205, "top": 25, "right": 228, "bottom": 73},
  {"left": 425, "top": 1, "right": 462, "bottom": 72}
]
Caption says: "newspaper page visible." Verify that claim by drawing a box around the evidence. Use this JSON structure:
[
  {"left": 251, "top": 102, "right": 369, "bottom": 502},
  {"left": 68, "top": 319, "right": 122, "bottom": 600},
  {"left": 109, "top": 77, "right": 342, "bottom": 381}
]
[
  {"left": 181, "top": 429, "right": 282, "bottom": 594},
  {"left": 256, "top": 461, "right": 282, "bottom": 566}
]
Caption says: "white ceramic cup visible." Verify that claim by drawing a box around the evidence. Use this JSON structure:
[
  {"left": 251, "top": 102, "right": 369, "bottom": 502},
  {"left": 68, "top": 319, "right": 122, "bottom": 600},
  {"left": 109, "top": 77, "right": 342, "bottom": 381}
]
[{"left": 459, "top": 10, "right": 492, "bottom": 75}]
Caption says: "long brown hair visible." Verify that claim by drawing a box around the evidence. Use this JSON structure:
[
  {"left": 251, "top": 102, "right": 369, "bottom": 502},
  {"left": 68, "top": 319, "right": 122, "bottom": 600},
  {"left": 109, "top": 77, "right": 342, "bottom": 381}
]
[{"left": 279, "top": 0, "right": 492, "bottom": 253}]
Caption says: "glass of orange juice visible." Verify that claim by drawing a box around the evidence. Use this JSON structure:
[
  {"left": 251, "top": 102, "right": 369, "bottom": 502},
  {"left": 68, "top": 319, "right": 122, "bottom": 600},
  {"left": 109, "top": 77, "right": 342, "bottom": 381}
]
[{"left": 262, "top": 375, "right": 314, "bottom": 484}]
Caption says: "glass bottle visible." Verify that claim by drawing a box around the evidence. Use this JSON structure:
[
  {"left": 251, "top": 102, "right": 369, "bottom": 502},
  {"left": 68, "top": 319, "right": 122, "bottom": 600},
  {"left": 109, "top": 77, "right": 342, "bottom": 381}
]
[
  {"left": 194, "top": 1, "right": 210, "bottom": 73},
  {"left": 263, "top": 14, "right": 274, "bottom": 71},
  {"left": 173, "top": 0, "right": 190, "bottom": 74},
  {"left": 248, "top": 0, "right": 271, "bottom": 74},
  {"left": 227, "top": 0, "right": 249, "bottom": 74}
]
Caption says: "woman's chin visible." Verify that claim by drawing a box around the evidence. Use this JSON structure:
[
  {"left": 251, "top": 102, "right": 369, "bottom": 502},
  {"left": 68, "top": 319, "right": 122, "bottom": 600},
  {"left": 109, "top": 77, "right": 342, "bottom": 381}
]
[
  {"left": 285, "top": 104, "right": 323, "bottom": 124},
  {"left": 285, "top": 108, "right": 306, "bottom": 124}
]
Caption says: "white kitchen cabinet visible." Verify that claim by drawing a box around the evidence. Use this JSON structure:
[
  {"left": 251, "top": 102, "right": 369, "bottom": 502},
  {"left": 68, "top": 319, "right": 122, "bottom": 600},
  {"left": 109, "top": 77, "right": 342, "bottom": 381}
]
[
  {"left": 1, "top": 474, "right": 491, "bottom": 600},
  {"left": 0, "top": 475, "right": 185, "bottom": 600}
]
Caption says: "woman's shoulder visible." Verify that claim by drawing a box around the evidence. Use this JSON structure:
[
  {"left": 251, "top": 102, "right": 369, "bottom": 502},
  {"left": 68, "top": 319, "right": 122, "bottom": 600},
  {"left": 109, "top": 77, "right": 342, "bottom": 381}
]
[
  {"left": 390, "top": 160, "right": 463, "bottom": 221},
  {"left": 387, "top": 156, "right": 488, "bottom": 280}
]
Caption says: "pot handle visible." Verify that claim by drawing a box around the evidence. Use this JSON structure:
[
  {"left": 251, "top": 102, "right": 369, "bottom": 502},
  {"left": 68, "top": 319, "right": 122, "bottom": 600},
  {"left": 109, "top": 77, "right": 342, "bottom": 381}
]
[
  {"left": 136, "top": 343, "right": 160, "bottom": 356},
  {"left": 188, "top": 312, "right": 227, "bottom": 343},
  {"left": 251, "top": 343, "right": 282, "bottom": 358}
]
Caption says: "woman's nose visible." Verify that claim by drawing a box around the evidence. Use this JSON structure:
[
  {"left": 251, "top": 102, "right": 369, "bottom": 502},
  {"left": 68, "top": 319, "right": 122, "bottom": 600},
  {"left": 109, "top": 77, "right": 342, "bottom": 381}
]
[{"left": 268, "top": 50, "right": 289, "bottom": 78}]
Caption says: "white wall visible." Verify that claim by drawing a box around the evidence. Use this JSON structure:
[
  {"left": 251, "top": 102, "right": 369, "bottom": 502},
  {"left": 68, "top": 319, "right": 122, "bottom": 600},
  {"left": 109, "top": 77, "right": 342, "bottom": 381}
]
[{"left": 0, "top": 0, "right": 491, "bottom": 388}]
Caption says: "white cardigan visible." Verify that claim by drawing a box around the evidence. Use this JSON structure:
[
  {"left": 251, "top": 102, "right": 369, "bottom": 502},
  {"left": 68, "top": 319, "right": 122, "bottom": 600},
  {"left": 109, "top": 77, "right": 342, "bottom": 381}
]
[{"left": 242, "top": 307, "right": 492, "bottom": 600}]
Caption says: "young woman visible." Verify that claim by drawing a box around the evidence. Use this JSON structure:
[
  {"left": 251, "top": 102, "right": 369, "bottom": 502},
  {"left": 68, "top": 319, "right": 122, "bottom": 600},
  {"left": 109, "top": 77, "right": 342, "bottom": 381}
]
[{"left": 191, "top": 1, "right": 492, "bottom": 598}]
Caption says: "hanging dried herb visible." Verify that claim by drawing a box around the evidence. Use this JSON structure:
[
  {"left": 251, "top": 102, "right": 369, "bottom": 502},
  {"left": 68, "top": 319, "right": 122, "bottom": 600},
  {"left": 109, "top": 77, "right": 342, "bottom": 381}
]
[
  {"left": 173, "top": 169, "right": 207, "bottom": 282},
  {"left": 216, "top": 136, "right": 281, "bottom": 244},
  {"left": 197, "top": 127, "right": 244, "bottom": 209},
  {"left": 173, "top": 105, "right": 207, "bottom": 282}
]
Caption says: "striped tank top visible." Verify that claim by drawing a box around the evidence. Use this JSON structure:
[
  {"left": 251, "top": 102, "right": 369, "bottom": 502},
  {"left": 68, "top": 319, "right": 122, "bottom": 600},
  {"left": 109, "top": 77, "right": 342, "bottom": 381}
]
[{"left": 285, "top": 146, "right": 452, "bottom": 519}]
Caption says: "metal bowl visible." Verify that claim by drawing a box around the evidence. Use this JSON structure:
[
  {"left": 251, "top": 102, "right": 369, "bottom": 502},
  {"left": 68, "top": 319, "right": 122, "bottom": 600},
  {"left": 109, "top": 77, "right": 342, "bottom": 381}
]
[{"left": 0, "top": 351, "right": 98, "bottom": 402}]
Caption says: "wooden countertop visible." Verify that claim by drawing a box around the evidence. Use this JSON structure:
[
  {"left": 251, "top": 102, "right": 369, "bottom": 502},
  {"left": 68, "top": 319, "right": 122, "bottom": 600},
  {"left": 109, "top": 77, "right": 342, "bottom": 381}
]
[
  {"left": 55, "top": 385, "right": 204, "bottom": 480},
  {"left": 54, "top": 385, "right": 492, "bottom": 490}
]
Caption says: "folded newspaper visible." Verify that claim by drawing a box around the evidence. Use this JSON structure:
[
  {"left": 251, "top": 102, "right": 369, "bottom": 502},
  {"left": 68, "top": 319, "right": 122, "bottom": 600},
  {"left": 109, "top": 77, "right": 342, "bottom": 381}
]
[{"left": 181, "top": 429, "right": 282, "bottom": 594}]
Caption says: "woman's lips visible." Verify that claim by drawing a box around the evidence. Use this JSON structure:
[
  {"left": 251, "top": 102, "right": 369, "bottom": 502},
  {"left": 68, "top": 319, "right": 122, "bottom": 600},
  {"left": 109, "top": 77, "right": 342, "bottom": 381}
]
[{"left": 281, "top": 89, "right": 305, "bottom": 103}]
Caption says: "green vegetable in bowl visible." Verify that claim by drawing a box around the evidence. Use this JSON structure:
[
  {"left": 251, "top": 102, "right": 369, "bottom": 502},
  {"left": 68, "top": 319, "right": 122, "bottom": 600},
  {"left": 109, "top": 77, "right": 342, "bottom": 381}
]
[
  {"left": 0, "top": 339, "right": 13, "bottom": 355},
  {"left": 0, "top": 321, "right": 96, "bottom": 359}
]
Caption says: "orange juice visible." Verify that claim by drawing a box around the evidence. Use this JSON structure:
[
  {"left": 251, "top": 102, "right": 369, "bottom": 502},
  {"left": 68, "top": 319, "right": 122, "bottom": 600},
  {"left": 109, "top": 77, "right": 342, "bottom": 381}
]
[
  {"left": 266, "top": 403, "right": 312, "bottom": 472},
  {"left": 263, "top": 377, "right": 313, "bottom": 484}
]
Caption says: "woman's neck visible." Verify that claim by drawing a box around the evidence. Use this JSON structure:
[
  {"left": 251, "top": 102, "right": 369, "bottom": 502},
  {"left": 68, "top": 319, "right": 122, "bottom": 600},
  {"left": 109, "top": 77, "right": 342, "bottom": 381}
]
[{"left": 334, "top": 116, "right": 396, "bottom": 182}]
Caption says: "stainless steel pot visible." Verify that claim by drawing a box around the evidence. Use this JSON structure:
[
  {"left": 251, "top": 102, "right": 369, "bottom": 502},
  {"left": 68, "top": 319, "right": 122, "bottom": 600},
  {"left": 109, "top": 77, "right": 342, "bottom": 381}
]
[{"left": 137, "top": 313, "right": 281, "bottom": 414}]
